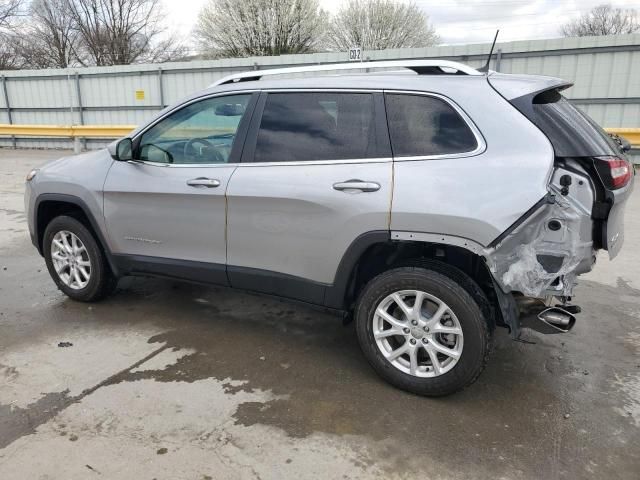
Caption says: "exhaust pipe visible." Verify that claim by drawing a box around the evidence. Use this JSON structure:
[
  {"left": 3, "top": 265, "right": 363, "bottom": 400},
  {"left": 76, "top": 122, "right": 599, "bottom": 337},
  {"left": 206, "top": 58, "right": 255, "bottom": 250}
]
[
  {"left": 519, "top": 303, "right": 578, "bottom": 335},
  {"left": 537, "top": 307, "right": 576, "bottom": 333}
]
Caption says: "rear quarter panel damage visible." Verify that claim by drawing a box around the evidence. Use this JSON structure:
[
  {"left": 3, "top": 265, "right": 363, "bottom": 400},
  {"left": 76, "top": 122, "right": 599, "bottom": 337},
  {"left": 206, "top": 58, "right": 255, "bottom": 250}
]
[{"left": 485, "top": 165, "right": 597, "bottom": 298}]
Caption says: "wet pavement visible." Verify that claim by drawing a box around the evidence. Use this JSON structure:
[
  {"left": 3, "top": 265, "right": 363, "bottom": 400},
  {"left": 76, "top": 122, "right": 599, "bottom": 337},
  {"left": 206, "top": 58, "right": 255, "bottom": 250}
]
[{"left": 0, "top": 149, "right": 639, "bottom": 479}]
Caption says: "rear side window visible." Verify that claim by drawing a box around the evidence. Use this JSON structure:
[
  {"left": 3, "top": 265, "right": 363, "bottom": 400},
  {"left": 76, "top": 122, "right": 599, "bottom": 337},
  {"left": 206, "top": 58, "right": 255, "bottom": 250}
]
[
  {"left": 254, "top": 92, "right": 377, "bottom": 162},
  {"left": 527, "top": 90, "right": 619, "bottom": 157},
  {"left": 385, "top": 93, "right": 478, "bottom": 157}
]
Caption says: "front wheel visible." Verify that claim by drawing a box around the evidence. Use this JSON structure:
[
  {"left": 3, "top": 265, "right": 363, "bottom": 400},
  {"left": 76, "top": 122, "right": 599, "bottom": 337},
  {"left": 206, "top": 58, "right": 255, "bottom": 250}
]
[
  {"left": 355, "top": 266, "right": 491, "bottom": 396},
  {"left": 43, "top": 215, "right": 116, "bottom": 302}
]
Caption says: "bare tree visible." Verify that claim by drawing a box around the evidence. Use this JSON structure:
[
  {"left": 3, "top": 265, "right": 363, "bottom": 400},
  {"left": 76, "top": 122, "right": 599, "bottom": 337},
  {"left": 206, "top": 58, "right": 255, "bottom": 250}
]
[
  {"left": 195, "top": 0, "right": 327, "bottom": 58},
  {"left": 561, "top": 4, "right": 639, "bottom": 37},
  {"left": 11, "top": 0, "right": 83, "bottom": 68},
  {"left": 0, "top": 0, "right": 21, "bottom": 26},
  {"left": 64, "top": 0, "right": 187, "bottom": 66},
  {"left": 325, "top": 0, "right": 438, "bottom": 51},
  {"left": 0, "top": 0, "right": 23, "bottom": 69},
  {"left": 0, "top": 39, "right": 21, "bottom": 70}
]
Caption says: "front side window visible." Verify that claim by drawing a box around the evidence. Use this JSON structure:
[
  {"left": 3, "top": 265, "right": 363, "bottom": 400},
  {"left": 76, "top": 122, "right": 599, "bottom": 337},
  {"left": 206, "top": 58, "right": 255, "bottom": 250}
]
[
  {"left": 137, "top": 94, "right": 251, "bottom": 164},
  {"left": 385, "top": 93, "right": 478, "bottom": 157},
  {"left": 254, "top": 92, "right": 377, "bottom": 163}
]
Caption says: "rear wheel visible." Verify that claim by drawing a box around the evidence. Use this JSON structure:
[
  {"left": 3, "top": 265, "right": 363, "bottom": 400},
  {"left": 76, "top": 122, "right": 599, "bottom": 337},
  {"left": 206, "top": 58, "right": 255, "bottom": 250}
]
[
  {"left": 355, "top": 266, "right": 491, "bottom": 396},
  {"left": 43, "top": 215, "right": 116, "bottom": 302}
]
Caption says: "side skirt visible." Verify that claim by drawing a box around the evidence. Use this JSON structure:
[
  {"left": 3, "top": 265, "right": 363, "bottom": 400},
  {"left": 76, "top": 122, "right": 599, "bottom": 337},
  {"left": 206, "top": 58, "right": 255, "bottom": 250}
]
[
  {"left": 113, "top": 255, "right": 229, "bottom": 286},
  {"left": 112, "top": 254, "right": 332, "bottom": 310}
]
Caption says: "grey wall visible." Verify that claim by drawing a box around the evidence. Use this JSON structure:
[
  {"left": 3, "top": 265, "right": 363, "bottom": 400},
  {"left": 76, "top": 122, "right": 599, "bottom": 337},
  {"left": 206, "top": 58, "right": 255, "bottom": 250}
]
[{"left": 1, "top": 33, "right": 639, "bottom": 157}]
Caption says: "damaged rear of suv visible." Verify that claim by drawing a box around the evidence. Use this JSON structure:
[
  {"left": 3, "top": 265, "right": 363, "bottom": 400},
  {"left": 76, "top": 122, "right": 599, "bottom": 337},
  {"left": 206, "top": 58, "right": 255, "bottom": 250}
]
[
  {"left": 25, "top": 61, "right": 634, "bottom": 396},
  {"left": 485, "top": 73, "right": 634, "bottom": 336}
]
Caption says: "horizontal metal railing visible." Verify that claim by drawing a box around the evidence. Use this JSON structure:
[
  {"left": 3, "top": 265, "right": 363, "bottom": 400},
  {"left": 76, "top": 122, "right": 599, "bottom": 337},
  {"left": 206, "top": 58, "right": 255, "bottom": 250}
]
[
  {"left": 0, "top": 124, "right": 136, "bottom": 138},
  {"left": 606, "top": 128, "right": 640, "bottom": 147},
  {"left": 0, "top": 124, "right": 638, "bottom": 148}
]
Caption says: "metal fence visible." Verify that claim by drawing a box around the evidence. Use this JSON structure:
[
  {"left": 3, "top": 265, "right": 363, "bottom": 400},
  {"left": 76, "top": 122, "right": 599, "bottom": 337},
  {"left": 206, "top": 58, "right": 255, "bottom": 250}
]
[{"left": 1, "top": 33, "right": 639, "bottom": 160}]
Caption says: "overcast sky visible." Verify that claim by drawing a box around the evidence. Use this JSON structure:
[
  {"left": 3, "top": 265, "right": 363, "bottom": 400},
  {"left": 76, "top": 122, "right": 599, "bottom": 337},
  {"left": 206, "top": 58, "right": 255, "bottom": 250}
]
[{"left": 166, "top": 0, "right": 640, "bottom": 47}]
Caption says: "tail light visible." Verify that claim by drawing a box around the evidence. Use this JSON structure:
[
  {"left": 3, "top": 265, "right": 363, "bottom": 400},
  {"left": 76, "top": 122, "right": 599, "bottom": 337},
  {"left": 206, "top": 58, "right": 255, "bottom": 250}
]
[{"left": 593, "top": 156, "right": 633, "bottom": 190}]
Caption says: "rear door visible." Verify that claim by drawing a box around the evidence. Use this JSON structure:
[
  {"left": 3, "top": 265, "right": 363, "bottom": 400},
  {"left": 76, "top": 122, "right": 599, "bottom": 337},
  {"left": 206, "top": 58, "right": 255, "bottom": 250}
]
[
  {"left": 225, "top": 90, "right": 392, "bottom": 302},
  {"left": 103, "top": 92, "right": 256, "bottom": 280}
]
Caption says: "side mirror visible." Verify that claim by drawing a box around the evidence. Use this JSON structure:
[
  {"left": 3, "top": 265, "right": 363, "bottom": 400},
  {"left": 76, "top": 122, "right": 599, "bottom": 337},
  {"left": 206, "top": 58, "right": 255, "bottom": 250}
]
[{"left": 109, "top": 138, "right": 133, "bottom": 161}]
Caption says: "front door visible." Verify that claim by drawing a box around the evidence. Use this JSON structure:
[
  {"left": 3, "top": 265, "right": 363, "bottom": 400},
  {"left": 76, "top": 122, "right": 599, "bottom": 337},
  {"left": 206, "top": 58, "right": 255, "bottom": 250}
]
[
  {"left": 103, "top": 92, "right": 256, "bottom": 282},
  {"left": 226, "top": 91, "right": 392, "bottom": 302}
]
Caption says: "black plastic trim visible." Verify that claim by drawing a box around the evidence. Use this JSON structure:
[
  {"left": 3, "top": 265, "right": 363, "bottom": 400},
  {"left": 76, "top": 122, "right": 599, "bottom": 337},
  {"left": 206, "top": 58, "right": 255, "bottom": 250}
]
[
  {"left": 228, "top": 266, "right": 326, "bottom": 304},
  {"left": 34, "top": 193, "right": 120, "bottom": 276},
  {"left": 324, "top": 230, "right": 390, "bottom": 309},
  {"left": 240, "top": 91, "right": 267, "bottom": 163},
  {"left": 507, "top": 83, "right": 572, "bottom": 121},
  {"left": 113, "top": 254, "right": 229, "bottom": 286},
  {"left": 108, "top": 231, "right": 391, "bottom": 311},
  {"left": 373, "top": 92, "right": 392, "bottom": 157},
  {"left": 227, "top": 92, "right": 260, "bottom": 164}
]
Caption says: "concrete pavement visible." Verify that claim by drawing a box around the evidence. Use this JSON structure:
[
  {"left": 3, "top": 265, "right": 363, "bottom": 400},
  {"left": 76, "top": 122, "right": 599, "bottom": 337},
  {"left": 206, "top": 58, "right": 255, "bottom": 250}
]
[{"left": 0, "top": 149, "right": 639, "bottom": 479}]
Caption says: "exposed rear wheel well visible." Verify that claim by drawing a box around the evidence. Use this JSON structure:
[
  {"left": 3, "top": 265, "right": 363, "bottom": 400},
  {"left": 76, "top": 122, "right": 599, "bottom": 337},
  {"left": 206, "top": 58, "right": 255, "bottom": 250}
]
[{"left": 344, "top": 241, "right": 501, "bottom": 328}]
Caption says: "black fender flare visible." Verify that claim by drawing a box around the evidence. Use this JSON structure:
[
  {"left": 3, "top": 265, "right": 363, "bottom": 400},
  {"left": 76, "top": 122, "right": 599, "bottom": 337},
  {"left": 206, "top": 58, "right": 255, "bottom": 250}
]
[
  {"left": 34, "top": 193, "right": 120, "bottom": 276},
  {"left": 323, "top": 230, "right": 390, "bottom": 310}
]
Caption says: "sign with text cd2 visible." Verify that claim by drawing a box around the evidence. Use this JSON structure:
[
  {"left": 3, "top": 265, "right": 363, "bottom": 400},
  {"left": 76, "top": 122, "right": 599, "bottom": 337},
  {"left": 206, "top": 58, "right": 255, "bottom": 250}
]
[{"left": 348, "top": 48, "right": 362, "bottom": 61}]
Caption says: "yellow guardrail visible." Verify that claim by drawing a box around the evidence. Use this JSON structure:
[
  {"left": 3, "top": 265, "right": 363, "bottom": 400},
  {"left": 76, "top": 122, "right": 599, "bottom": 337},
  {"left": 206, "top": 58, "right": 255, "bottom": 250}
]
[
  {"left": 0, "top": 124, "right": 135, "bottom": 138},
  {"left": 0, "top": 124, "right": 638, "bottom": 147},
  {"left": 605, "top": 128, "right": 640, "bottom": 147}
]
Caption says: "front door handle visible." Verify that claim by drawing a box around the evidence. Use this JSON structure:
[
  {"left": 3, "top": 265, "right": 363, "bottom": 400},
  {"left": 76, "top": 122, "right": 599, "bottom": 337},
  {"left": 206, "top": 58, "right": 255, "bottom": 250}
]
[
  {"left": 187, "top": 177, "right": 220, "bottom": 188},
  {"left": 333, "top": 179, "right": 381, "bottom": 192}
]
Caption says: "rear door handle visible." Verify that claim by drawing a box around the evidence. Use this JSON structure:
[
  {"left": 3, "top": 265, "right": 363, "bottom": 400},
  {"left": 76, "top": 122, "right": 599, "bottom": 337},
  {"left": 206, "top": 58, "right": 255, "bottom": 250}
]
[
  {"left": 333, "top": 180, "right": 381, "bottom": 192},
  {"left": 187, "top": 177, "right": 220, "bottom": 188}
]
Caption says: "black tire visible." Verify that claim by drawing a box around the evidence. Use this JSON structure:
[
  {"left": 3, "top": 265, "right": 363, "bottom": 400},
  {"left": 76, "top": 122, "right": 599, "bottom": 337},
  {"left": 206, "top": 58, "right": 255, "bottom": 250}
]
[
  {"left": 43, "top": 215, "right": 117, "bottom": 302},
  {"left": 355, "top": 266, "right": 491, "bottom": 396}
]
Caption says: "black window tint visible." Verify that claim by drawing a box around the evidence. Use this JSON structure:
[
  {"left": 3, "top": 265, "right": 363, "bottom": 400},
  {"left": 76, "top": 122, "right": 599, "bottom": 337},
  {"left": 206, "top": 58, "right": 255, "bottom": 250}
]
[
  {"left": 529, "top": 90, "right": 618, "bottom": 157},
  {"left": 254, "top": 93, "right": 377, "bottom": 162},
  {"left": 385, "top": 94, "right": 478, "bottom": 157}
]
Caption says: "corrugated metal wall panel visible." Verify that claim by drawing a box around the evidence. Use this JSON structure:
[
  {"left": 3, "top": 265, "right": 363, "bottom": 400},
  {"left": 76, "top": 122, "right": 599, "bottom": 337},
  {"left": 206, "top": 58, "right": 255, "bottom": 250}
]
[
  {"left": 11, "top": 110, "right": 74, "bottom": 124},
  {"left": 7, "top": 77, "right": 73, "bottom": 108},
  {"left": 81, "top": 73, "right": 159, "bottom": 108},
  {"left": 0, "top": 34, "right": 638, "bottom": 149},
  {"left": 82, "top": 109, "right": 159, "bottom": 125},
  {"left": 164, "top": 71, "right": 216, "bottom": 104}
]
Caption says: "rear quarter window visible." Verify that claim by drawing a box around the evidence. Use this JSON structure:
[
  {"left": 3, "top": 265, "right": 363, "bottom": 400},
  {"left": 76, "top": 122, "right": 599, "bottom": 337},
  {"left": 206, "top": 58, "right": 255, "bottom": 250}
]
[
  {"left": 522, "top": 89, "right": 619, "bottom": 158},
  {"left": 385, "top": 93, "right": 479, "bottom": 157}
]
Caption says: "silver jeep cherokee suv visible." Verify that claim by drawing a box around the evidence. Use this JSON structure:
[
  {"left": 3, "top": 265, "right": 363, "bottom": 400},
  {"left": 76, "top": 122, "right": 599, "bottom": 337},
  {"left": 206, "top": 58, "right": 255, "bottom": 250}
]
[{"left": 24, "top": 61, "right": 634, "bottom": 396}]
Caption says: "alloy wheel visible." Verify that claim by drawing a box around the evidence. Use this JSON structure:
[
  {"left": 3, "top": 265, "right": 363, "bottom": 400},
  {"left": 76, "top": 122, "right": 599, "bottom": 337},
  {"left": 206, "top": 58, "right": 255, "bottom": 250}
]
[
  {"left": 50, "top": 230, "right": 91, "bottom": 290},
  {"left": 372, "top": 289, "right": 464, "bottom": 377}
]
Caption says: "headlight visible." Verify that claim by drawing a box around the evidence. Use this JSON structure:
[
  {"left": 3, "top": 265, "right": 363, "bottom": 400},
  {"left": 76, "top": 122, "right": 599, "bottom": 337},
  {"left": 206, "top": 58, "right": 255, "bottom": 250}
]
[{"left": 26, "top": 169, "right": 38, "bottom": 181}]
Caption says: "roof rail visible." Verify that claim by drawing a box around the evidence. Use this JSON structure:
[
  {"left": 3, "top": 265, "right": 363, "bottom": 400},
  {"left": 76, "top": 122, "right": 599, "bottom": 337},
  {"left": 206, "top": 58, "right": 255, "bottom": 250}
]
[{"left": 210, "top": 60, "right": 481, "bottom": 87}]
